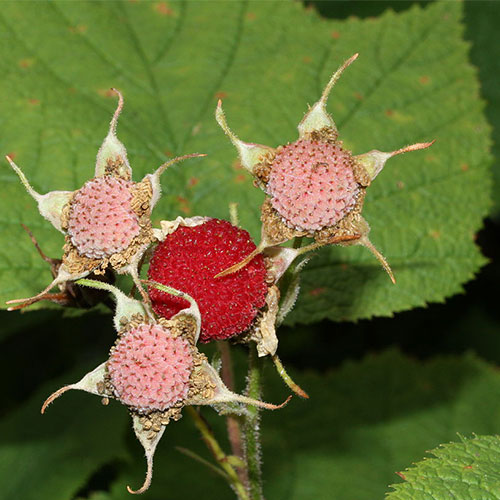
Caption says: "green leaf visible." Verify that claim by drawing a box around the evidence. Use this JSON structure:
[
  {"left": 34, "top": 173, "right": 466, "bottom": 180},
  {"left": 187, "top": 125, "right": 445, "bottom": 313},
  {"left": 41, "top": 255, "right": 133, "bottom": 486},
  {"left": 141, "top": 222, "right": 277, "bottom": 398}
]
[
  {"left": 386, "top": 434, "right": 500, "bottom": 499},
  {"left": 0, "top": 364, "right": 130, "bottom": 500},
  {"left": 0, "top": 1, "right": 491, "bottom": 322},
  {"left": 63, "top": 350, "right": 500, "bottom": 500}
]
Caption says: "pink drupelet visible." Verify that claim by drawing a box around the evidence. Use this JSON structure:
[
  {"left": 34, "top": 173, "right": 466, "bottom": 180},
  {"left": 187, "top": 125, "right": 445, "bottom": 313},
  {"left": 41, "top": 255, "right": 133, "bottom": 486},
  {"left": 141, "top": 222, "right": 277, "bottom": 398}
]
[
  {"left": 108, "top": 324, "right": 193, "bottom": 412},
  {"left": 267, "top": 139, "right": 360, "bottom": 231},
  {"left": 67, "top": 176, "right": 141, "bottom": 259}
]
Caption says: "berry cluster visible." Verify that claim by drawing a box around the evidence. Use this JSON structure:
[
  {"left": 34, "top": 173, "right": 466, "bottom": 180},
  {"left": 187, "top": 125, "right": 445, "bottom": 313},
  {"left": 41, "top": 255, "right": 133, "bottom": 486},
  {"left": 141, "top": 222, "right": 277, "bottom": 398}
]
[{"left": 6, "top": 54, "right": 433, "bottom": 494}]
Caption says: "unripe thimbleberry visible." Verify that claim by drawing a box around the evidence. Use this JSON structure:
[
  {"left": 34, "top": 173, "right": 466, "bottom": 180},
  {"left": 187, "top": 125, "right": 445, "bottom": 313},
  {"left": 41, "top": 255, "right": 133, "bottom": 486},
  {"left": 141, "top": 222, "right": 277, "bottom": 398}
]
[
  {"left": 6, "top": 90, "right": 203, "bottom": 310},
  {"left": 216, "top": 54, "right": 434, "bottom": 281},
  {"left": 41, "top": 279, "right": 288, "bottom": 494},
  {"left": 107, "top": 323, "right": 193, "bottom": 412}
]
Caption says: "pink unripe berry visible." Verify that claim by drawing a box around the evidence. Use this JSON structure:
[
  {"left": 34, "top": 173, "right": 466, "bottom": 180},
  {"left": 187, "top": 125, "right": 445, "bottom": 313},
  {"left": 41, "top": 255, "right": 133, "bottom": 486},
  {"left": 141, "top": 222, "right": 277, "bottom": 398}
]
[
  {"left": 107, "top": 324, "right": 193, "bottom": 412},
  {"left": 267, "top": 139, "right": 360, "bottom": 231},
  {"left": 67, "top": 176, "right": 141, "bottom": 259}
]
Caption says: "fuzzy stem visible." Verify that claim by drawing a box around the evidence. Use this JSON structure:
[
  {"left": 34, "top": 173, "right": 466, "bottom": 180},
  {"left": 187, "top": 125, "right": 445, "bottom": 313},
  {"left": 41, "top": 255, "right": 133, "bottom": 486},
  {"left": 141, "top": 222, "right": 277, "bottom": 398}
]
[
  {"left": 217, "top": 342, "right": 247, "bottom": 485},
  {"left": 243, "top": 346, "right": 264, "bottom": 500},
  {"left": 186, "top": 406, "right": 249, "bottom": 500}
]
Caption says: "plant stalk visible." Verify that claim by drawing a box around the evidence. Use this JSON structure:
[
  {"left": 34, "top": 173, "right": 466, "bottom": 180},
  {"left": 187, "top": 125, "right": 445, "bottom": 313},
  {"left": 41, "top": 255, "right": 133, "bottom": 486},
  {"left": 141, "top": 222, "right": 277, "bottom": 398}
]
[
  {"left": 217, "top": 341, "right": 247, "bottom": 485},
  {"left": 243, "top": 346, "right": 264, "bottom": 500},
  {"left": 186, "top": 406, "right": 250, "bottom": 500}
]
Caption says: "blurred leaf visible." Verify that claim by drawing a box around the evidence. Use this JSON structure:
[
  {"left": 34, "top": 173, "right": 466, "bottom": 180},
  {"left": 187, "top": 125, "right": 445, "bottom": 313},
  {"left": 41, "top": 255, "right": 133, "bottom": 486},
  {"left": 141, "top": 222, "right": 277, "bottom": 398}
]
[
  {"left": 73, "top": 350, "right": 500, "bottom": 500},
  {"left": 0, "top": 364, "right": 130, "bottom": 500},
  {"left": 0, "top": 1, "right": 491, "bottom": 324},
  {"left": 464, "top": 1, "right": 500, "bottom": 217},
  {"left": 387, "top": 434, "right": 500, "bottom": 499}
]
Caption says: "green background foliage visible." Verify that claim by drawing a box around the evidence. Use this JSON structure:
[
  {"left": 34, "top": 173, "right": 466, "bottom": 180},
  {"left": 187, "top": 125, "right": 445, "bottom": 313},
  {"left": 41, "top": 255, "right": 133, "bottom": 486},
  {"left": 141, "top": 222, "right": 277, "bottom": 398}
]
[
  {"left": 0, "top": 0, "right": 491, "bottom": 322},
  {"left": 0, "top": 1, "right": 498, "bottom": 500}
]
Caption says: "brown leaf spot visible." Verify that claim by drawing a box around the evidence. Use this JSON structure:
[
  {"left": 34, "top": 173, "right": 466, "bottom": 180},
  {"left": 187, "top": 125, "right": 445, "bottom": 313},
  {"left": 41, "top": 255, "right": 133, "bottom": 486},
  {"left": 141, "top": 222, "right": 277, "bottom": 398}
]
[
  {"left": 164, "top": 150, "right": 174, "bottom": 158},
  {"left": 154, "top": 2, "right": 174, "bottom": 16},
  {"left": 396, "top": 181, "right": 405, "bottom": 190},
  {"left": 234, "top": 174, "right": 247, "bottom": 184},
  {"left": 19, "top": 58, "right": 35, "bottom": 69},
  {"left": 353, "top": 92, "right": 363, "bottom": 101},
  {"left": 330, "top": 31, "right": 341, "bottom": 39},
  {"left": 68, "top": 25, "right": 87, "bottom": 34},
  {"left": 191, "top": 123, "right": 201, "bottom": 136},
  {"left": 28, "top": 98, "right": 40, "bottom": 106},
  {"left": 176, "top": 196, "right": 191, "bottom": 215},
  {"left": 214, "top": 91, "right": 227, "bottom": 99},
  {"left": 463, "top": 465, "right": 473, "bottom": 470},
  {"left": 419, "top": 75, "right": 430, "bottom": 85},
  {"left": 395, "top": 471, "right": 407, "bottom": 481},
  {"left": 6, "top": 152, "right": 17, "bottom": 160},
  {"left": 97, "top": 88, "right": 118, "bottom": 98},
  {"left": 309, "top": 287, "right": 326, "bottom": 297},
  {"left": 246, "top": 12, "right": 256, "bottom": 21},
  {"left": 232, "top": 159, "right": 244, "bottom": 171},
  {"left": 187, "top": 177, "right": 199, "bottom": 188},
  {"left": 429, "top": 230, "right": 441, "bottom": 240},
  {"left": 302, "top": 56, "right": 312, "bottom": 64},
  {"left": 385, "top": 109, "right": 394, "bottom": 117},
  {"left": 461, "top": 163, "right": 469, "bottom": 172}
]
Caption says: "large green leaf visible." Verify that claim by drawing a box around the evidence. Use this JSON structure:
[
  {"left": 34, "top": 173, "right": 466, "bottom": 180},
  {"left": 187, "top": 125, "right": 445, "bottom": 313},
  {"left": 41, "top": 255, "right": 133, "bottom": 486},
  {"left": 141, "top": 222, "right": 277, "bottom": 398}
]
[
  {"left": 48, "top": 350, "right": 500, "bottom": 500},
  {"left": 387, "top": 434, "right": 500, "bottom": 499},
  {"left": 0, "top": 1, "right": 491, "bottom": 323}
]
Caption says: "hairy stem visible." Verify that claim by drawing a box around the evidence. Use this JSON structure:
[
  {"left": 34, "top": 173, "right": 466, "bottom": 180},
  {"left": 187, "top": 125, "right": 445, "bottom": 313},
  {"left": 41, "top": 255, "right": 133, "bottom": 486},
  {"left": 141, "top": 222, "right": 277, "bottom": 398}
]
[
  {"left": 217, "top": 341, "right": 247, "bottom": 485},
  {"left": 186, "top": 406, "right": 249, "bottom": 500},
  {"left": 243, "top": 346, "right": 264, "bottom": 500}
]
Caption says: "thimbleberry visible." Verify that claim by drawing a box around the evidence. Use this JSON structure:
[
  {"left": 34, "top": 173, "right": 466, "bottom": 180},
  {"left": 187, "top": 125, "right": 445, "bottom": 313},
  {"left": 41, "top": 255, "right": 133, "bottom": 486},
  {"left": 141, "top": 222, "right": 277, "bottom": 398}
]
[
  {"left": 6, "top": 90, "right": 203, "bottom": 309},
  {"left": 41, "top": 279, "right": 288, "bottom": 494},
  {"left": 148, "top": 218, "right": 268, "bottom": 342},
  {"left": 216, "top": 54, "right": 434, "bottom": 282}
]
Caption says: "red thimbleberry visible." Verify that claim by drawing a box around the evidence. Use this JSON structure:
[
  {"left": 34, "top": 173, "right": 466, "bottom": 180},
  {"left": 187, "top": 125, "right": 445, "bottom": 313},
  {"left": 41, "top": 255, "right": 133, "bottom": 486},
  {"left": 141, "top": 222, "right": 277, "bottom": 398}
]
[{"left": 148, "top": 218, "right": 268, "bottom": 342}]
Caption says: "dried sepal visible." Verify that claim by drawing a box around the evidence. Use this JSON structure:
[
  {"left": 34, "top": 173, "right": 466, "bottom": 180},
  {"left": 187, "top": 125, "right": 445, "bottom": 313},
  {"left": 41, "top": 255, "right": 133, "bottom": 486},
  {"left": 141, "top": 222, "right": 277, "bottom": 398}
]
[
  {"left": 6, "top": 265, "right": 88, "bottom": 311},
  {"left": 354, "top": 141, "right": 435, "bottom": 183},
  {"left": 152, "top": 216, "right": 211, "bottom": 242},
  {"left": 6, "top": 155, "right": 73, "bottom": 233},
  {"left": 215, "top": 99, "right": 274, "bottom": 176},
  {"left": 276, "top": 256, "right": 311, "bottom": 326},
  {"left": 95, "top": 89, "right": 132, "bottom": 179},
  {"left": 41, "top": 362, "right": 107, "bottom": 414},
  {"left": 143, "top": 280, "right": 202, "bottom": 344},
  {"left": 297, "top": 53, "right": 358, "bottom": 137},
  {"left": 189, "top": 358, "right": 290, "bottom": 410},
  {"left": 335, "top": 216, "right": 395, "bottom": 284},
  {"left": 147, "top": 153, "right": 207, "bottom": 209},
  {"left": 76, "top": 278, "right": 148, "bottom": 330},
  {"left": 128, "top": 416, "right": 166, "bottom": 495},
  {"left": 251, "top": 285, "right": 280, "bottom": 358}
]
